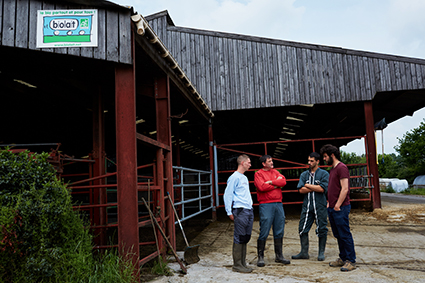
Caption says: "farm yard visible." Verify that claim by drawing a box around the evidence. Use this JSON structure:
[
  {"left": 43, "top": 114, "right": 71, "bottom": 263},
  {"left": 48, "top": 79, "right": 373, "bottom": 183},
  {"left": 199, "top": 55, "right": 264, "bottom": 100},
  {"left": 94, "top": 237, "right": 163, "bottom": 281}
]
[{"left": 150, "top": 194, "right": 425, "bottom": 283}]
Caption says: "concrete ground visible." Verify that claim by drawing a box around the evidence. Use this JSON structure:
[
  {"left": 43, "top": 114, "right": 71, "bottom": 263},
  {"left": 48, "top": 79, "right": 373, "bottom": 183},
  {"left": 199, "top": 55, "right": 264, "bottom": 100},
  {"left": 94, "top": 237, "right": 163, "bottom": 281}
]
[{"left": 149, "top": 194, "right": 425, "bottom": 283}]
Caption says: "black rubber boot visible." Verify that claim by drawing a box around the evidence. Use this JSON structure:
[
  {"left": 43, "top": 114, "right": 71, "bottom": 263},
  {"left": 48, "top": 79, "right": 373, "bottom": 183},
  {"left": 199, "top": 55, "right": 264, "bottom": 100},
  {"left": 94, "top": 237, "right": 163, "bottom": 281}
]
[
  {"left": 274, "top": 238, "right": 290, "bottom": 264},
  {"left": 257, "top": 239, "right": 266, "bottom": 267},
  {"left": 318, "top": 235, "right": 327, "bottom": 261},
  {"left": 241, "top": 243, "right": 253, "bottom": 272},
  {"left": 292, "top": 234, "right": 310, "bottom": 259},
  {"left": 232, "top": 243, "right": 252, "bottom": 273}
]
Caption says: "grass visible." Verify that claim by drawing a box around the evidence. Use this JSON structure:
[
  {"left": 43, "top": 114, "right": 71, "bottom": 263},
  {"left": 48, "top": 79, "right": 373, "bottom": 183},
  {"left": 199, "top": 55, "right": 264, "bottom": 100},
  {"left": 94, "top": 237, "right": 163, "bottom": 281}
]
[
  {"left": 381, "top": 185, "right": 425, "bottom": 195},
  {"left": 401, "top": 187, "right": 425, "bottom": 196},
  {"left": 150, "top": 256, "right": 173, "bottom": 276}
]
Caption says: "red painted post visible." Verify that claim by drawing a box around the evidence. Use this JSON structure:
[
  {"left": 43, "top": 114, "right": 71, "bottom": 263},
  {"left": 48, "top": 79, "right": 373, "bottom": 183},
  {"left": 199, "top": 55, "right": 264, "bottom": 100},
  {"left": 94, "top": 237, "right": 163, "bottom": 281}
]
[
  {"left": 92, "top": 90, "right": 106, "bottom": 246},
  {"left": 155, "top": 76, "right": 175, "bottom": 250},
  {"left": 155, "top": 148, "right": 165, "bottom": 253},
  {"left": 364, "top": 101, "right": 381, "bottom": 209},
  {"left": 115, "top": 63, "right": 139, "bottom": 273},
  {"left": 208, "top": 120, "right": 217, "bottom": 221}
]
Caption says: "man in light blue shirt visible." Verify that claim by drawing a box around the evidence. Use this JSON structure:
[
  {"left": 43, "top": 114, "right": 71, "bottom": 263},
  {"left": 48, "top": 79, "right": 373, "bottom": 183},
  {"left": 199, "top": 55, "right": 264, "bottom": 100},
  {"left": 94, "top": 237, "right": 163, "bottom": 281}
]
[{"left": 223, "top": 154, "right": 254, "bottom": 273}]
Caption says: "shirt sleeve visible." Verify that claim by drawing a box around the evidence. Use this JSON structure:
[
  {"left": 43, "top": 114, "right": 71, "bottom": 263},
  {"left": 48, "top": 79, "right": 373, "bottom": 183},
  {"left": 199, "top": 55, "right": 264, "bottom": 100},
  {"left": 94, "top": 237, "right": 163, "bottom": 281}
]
[
  {"left": 223, "top": 175, "right": 237, "bottom": 215},
  {"left": 272, "top": 170, "right": 287, "bottom": 187},
  {"left": 297, "top": 171, "right": 307, "bottom": 189},
  {"left": 338, "top": 164, "right": 350, "bottom": 180},
  {"left": 254, "top": 170, "right": 275, "bottom": 192}
]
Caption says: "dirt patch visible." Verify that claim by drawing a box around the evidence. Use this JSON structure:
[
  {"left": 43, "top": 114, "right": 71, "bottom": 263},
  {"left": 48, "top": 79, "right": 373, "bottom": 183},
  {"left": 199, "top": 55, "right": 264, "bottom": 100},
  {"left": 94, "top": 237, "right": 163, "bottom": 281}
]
[{"left": 355, "top": 204, "right": 425, "bottom": 224}]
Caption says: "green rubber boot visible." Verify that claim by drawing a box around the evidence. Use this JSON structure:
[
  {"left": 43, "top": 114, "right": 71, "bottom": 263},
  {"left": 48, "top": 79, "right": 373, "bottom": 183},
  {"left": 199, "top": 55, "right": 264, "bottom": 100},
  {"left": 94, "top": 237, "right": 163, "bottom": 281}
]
[
  {"left": 241, "top": 243, "right": 253, "bottom": 272},
  {"left": 292, "top": 234, "right": 309, "bottom": 259},
  {"left": 257, "top": 239, "right": 266, "bottom": 267},
  {"left": 318, "top": 236, "right": 327, "bottom": 261},
  {"left": 274, "top": 238, "right": 290, "bottom": 264},
  {"left": 232, "top": 243, "right": 252, "bottom": 273}
]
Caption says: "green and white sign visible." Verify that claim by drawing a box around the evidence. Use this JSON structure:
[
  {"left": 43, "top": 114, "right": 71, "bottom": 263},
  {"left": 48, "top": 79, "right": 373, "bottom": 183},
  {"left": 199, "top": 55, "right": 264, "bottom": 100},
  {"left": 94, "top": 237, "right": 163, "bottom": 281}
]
[{"left": 37, "top": 9, "right": 98, "bottom": 48}]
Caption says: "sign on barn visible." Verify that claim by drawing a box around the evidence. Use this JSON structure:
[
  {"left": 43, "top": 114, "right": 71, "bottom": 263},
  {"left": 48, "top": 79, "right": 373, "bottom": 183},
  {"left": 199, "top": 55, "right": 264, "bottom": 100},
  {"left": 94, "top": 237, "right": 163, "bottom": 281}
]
[{"left": 36, "top": 9, "right": 98, "bottom": 48}]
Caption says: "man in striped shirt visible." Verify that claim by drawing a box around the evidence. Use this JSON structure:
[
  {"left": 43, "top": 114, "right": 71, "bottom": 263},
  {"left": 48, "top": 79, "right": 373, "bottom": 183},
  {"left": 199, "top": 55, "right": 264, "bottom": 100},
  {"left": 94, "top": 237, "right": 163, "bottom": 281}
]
[{"left": 292, "top": 152, "right": 329, "bottom": 261}]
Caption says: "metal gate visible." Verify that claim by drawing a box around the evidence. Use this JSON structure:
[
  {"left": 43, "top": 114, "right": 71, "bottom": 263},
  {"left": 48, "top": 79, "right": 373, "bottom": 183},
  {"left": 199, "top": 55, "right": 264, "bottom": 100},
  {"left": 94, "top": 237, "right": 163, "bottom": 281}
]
[
  {"left": 213, "top": 136, "right": 374, "bottom": 209},
  {"left": 172, "top": 166, "right": 214, "bottom": 222}
]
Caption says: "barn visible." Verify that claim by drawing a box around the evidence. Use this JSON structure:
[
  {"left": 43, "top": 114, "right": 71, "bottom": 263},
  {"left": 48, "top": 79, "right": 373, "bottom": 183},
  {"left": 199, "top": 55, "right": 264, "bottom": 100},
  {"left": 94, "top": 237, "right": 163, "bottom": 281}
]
[
  {"left": 3, "top": 0, "right": 425, "bottom": 278},
  {"left": 147, "top": 10, "right": 425, "bottom": 213},
  {"left": 0, "top": 0, "right": 215, "bottom": 275}
]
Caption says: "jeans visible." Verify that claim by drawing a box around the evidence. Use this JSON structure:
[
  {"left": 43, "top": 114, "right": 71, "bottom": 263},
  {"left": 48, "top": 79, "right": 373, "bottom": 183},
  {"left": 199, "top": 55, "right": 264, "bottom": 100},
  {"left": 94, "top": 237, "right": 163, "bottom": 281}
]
[
  {"left": 233, "top": 207, "right": 254, "bottom": 244},
  {"left": 328, "top": 204, "right": 356, "bottom": 263},
  {"left": 258, "top": 202, "right": 285, "bottom": 241}
]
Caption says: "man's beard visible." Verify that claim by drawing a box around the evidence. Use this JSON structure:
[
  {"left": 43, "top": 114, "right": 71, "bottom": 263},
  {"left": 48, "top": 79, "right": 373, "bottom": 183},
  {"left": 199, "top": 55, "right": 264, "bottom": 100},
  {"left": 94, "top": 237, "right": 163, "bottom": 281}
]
[{"left": 326, "top": 156, "right": 334, "bottom": 165}]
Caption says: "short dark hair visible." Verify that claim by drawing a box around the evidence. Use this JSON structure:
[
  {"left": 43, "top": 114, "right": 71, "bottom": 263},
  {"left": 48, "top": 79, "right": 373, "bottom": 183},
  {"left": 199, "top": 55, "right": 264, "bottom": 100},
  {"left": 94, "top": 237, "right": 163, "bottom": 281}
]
[
  {"left": 259, "top": 155, "right": 272, "bottom": 164},
  {"left": 309, "top": 152, "right": 321, "bottom": 161},
  {"left": 320, "top": 144, "right": 340, "bottom": 160}
]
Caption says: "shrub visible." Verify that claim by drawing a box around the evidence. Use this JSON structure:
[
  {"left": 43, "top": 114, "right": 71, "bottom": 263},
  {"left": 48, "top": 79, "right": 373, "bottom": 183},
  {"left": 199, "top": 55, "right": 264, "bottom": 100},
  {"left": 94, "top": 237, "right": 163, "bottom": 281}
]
[
  {"left": 0, "top": 149, "right": 137, "bottom": 282},
  {"left": 383, "top": 185, "right": 396, "bottom": 194}
]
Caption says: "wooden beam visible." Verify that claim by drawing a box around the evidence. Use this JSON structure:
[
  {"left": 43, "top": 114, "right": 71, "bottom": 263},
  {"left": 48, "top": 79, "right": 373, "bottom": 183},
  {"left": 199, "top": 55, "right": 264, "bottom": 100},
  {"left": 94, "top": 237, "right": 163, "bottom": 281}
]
[{"left": 136, "top": 133, "right": 170, "bottom": 151}]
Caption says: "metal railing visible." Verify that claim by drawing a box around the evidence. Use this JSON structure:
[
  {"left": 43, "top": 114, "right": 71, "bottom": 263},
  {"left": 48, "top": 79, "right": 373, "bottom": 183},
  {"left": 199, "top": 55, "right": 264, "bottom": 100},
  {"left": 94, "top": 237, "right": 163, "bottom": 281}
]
[
  {"left": 172, "top": 166, "right": 213, "bottom": 222},
  {"left": 213, "top": 136, "right": 374, "bottom": 208}
]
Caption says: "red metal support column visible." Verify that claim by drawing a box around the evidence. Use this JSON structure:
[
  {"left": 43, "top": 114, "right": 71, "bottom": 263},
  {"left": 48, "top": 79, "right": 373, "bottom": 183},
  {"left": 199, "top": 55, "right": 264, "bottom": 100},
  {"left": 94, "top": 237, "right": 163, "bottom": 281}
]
[
  {"left": 155, "top": 148, "right": 166, "bottom": 253},
  {"left": 364, "top": 101, "right": 381, "bottom": 209},
  {"left": 155, "top": 76, "right": 175, "bottom": 249},
  {"left": 115, "top": 63, "right": 139, "bottom": 271},
  {"left": 208, "top": 119, "right": 217, "bottom": 220},
  {"left": 92, "top": 89, "right": 106, "bottom": 246}
]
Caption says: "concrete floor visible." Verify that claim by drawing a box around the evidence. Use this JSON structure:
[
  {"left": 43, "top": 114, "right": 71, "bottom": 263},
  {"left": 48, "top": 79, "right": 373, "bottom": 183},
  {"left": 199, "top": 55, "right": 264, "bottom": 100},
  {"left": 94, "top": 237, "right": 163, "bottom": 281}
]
[{"left": 150, "top": 195, "right": 425, "bottom": 283}]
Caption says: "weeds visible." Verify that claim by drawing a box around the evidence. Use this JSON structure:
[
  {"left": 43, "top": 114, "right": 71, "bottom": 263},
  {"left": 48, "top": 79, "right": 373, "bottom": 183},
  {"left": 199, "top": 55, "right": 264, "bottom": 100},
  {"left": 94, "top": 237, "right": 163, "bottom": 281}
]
[
  {"left": 150, "top": 256, "right": 173, "bottom": 276},
  {"left": 401, "top": 187, "right": 425, "bottom": 196}
]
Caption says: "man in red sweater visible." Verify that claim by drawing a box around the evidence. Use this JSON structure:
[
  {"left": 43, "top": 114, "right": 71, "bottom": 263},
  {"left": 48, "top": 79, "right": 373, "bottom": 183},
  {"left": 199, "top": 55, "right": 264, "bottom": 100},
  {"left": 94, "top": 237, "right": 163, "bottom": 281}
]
[{"left": 254, "top": 155, "right": 291, "bottom": 267}]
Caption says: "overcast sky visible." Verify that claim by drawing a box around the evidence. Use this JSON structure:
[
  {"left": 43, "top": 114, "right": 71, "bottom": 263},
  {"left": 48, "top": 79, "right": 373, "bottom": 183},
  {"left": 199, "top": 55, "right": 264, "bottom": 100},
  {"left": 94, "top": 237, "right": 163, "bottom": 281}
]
[{"left": 117, "top": 0, "right": 425, "bottom": 155}]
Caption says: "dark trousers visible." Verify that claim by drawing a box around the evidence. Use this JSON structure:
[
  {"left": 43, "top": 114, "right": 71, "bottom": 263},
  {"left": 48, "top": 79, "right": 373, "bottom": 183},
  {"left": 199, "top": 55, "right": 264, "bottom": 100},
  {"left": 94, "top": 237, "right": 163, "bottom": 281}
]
[
  {"left": 258, "top": 202, "right": 285, "bottom": 241},
  {"left": 298, "top": 198, "right": 328, "bottom": 237},
  {"left": 328, "top": 204, "right": 356, "bottom": 263},
  {"left": 233, "top": 207, "right": 254, "bottom": 244}
]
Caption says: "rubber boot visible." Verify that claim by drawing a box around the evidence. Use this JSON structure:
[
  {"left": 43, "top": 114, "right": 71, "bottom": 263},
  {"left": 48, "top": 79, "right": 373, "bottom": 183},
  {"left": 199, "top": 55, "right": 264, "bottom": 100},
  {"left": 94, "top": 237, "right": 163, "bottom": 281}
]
[
  {"left": 232, "top": 243, "right": 252, "bottom": 273},
  {"left": 257, "top": 239, "right": 266, "bottom": 267},
  {"left": 292, "top": 234, "right": 309, "bottom": 259},
  {"left": 241, "top": 243, "right": 253, "bottom": 272},
  {"left": 318, "top": 236, "right": 327, "bottom": 261},
  {"left": 274, "top": 238, "right": 291, "bottom": 264}
]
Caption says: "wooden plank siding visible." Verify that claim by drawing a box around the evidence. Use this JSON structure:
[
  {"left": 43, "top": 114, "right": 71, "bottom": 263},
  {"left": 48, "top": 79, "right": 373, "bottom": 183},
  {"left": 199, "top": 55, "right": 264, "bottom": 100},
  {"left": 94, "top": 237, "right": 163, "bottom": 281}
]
[
  {"left": 1, "top": 0, "right": 132, "bottom": 64},
  {"left": 147, "top": 11, "right": 425, "bottom": 111}
]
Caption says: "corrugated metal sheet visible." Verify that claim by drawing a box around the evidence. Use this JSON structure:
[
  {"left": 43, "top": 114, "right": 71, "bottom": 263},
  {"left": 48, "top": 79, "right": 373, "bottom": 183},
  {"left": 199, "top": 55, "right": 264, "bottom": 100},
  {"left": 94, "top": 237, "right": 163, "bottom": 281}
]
[{"left": 147, "top": 11, "right": 425, "bottom": 111}]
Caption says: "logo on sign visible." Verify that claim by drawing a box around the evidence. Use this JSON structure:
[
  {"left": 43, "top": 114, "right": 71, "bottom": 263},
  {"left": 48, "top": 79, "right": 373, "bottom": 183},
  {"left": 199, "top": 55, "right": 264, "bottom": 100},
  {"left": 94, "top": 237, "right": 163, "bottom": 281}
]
[{"left": 50, "top": 19, "right": 79, "bottom": 30}]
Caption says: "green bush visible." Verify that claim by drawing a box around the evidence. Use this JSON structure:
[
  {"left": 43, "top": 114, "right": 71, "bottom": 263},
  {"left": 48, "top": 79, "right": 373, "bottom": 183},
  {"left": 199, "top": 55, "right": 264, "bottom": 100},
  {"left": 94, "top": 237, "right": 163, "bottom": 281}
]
[
  {"left": 0, "top": 149, "right": 137, "bottom": 283},
  {"left": 381, "top": 185, "right": 396, "bottom": 193}
]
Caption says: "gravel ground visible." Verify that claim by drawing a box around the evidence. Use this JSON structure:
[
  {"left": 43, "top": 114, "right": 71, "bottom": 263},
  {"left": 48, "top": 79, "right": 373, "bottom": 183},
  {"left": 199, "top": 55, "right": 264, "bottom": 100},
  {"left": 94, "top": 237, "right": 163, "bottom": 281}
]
[{"left": 147, "top": 196, "right": 425, "bottom": 283}]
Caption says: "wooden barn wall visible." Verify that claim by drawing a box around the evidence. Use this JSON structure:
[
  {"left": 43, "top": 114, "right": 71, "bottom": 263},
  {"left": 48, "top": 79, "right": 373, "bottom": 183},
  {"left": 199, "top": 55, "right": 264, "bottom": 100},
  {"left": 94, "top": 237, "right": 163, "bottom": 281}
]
[
  {"left": 148, "top": 15, "right": 425, "bottom": 111},
  {"left": 0, "top": 0, "right": 132, "bottom": 64}
]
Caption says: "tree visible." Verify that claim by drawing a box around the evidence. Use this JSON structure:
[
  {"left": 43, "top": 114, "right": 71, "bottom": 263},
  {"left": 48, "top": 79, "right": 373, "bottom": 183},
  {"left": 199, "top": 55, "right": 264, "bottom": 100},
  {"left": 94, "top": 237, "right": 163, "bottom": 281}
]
[
  {"left": 377, "top": 153, "right": 399, "bottom": 178},
  {"left": 340, "top": 151, "right": 366, "bottom": 165},
  {"left": 395, "top": 119, "right": 425, "bottom": 183}
]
